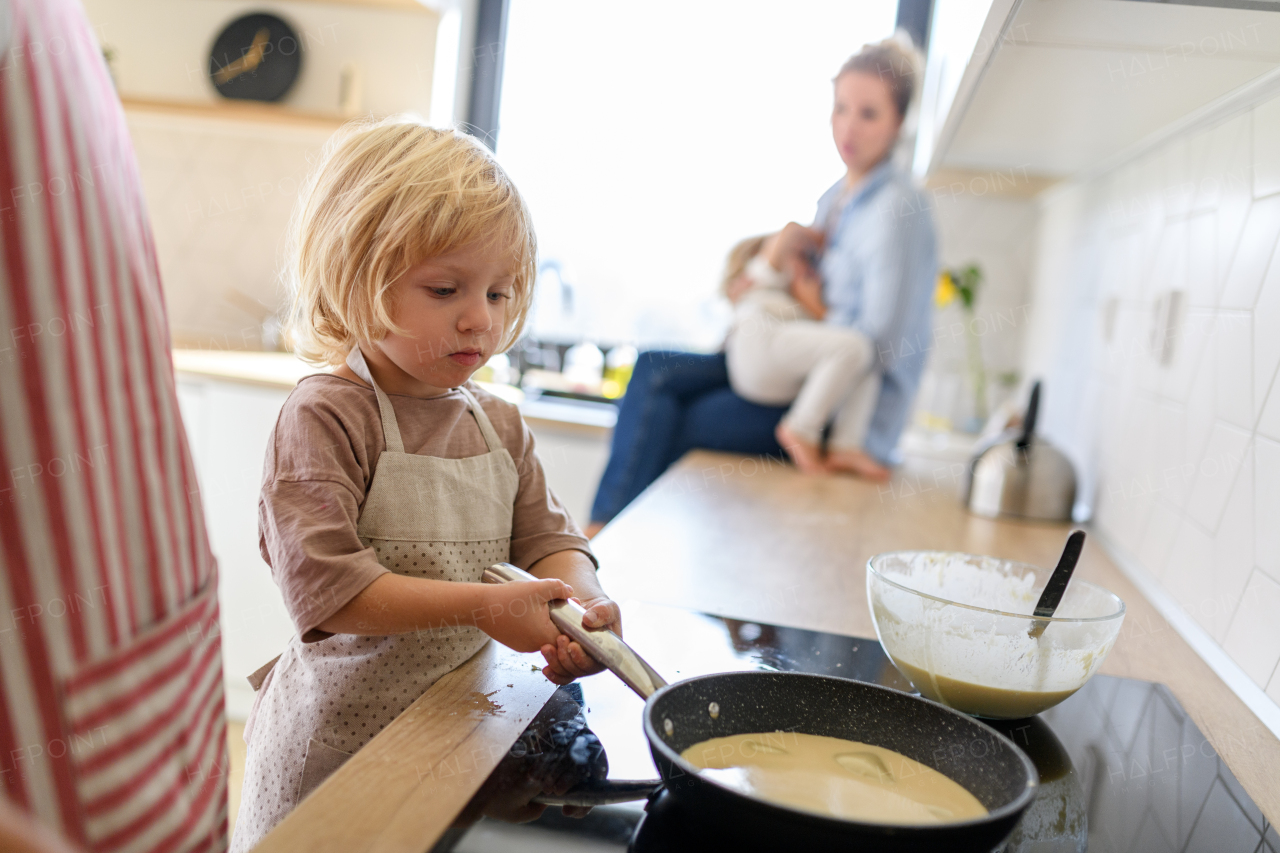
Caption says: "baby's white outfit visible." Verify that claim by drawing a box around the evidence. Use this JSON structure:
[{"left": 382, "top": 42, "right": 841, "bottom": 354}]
[{"left": 725, "top": 255, "right": 881, "bottom": 452}]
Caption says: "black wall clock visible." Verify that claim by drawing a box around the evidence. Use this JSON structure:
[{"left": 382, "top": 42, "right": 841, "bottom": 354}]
[{"left": 208, "top": 13, "right": 303, "bottom": 103}]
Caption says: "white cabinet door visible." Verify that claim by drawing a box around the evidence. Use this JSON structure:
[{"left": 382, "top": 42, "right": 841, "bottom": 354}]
[{"left": 179, "top": 377, "right": 295, "bottom": 721}]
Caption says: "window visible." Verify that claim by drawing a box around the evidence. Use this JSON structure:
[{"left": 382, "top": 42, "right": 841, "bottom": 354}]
[{"left": 497, "top": 0, "right": 898, "bottom": 352}]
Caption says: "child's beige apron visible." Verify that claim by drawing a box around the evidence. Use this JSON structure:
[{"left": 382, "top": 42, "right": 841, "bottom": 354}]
[{"left": 230, "top": 347, "right": 520, "bottom": 851}]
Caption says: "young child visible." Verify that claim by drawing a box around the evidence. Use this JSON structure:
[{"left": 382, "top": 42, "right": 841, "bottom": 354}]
[
  {"left": 230, "top": 118, "right": 620, "bottom": 848},
  {"left": 722, "top": 232, "right": 889, "bottom": 480}
]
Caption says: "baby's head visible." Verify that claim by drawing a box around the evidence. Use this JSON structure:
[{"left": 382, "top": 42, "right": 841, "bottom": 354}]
[
  {"left": 285, "top": 117, "right": 535, "bottom": 386},
  {"left": 720, "top": 234, "right": 769, "bottom": 296}
]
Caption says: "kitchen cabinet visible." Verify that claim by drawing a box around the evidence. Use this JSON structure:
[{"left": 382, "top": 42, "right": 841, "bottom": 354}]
[
  {"left": 176, "top": 371, "right": 296, "bottom": 721},
  {"left": 918, "top": 0, "right": 1280, "bottom": 182}
]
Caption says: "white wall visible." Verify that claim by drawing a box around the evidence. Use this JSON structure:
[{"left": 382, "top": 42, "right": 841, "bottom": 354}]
[
  {"left": 1028, "top": 88, "right": 1280, "bottom": 719},
  {"left": 126, "top": 112, "right": 333, "bottom": 348},
  {"left": 913, "top": 189, "right": 1040, "bottom": 432}
]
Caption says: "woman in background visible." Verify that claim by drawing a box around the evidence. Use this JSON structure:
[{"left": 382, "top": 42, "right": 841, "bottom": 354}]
[{"left": 587, "top": 36, "right": 937, "bottom": 534}]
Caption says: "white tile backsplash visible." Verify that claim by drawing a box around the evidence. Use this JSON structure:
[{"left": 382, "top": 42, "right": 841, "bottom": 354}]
[
  {"left": 1222, "top": 570, "right": 1280, "bottom": 688},
  {"left": 1251, "top": 95, "right": 1280, "bottom": 199},
  {"left": 1254, "top": 436, "right": 1280, "bottom": 583},
  {"left": 1150, "top": 221, "right": 1190, "bottom": 316},
  {"left": 1138, "top": 498, "right": 1182, "bottom": 579},
  {"left": 1032, "top": 89, "right": 1280, "bottom": 723},
  {"left": 1257, "top": 374, "right": 1280, "bottom": 443},
  {"left": 1251, "top": 254, "right": 1280, "bottom": 415},
  {"left": 1212, "top": 312, "right": 1254, "bottom": 430},
  {"left": 1192, "top": 111, "right": 1248, "bottom": 216},
  {"left": 1219, "top": 193, "right": 1280, "bottom": 309},
  {"left": 1186, "top": 212, "right": 1217, "bottom": 308},
  {"left": 1184, "top": 341, "right": 1218, "bottom": 474},
  {"left": 1162, "top": 403, "right": 1197, "bottom": 510},
  {"left": 1164, "top": 136, "right": 1196, "bottom": 219},
  {"left": 1214, "top": 174, "right": 1252, "bottom": 295},
  {"left": 1212, "top": 443, "right": 1254, "bottom": 641},
  {"left": 1186, "top": 422, "right": 1250, "bottom": 533},
  {"left": 1164, "top": 308, "right": 1213, "bottom": 405},
  {"left": 1165, "top": 523, "right": 1218, "bottom": 638}
]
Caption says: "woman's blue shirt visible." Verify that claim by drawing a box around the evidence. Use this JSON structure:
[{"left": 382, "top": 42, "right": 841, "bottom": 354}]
[{"left": 814, "top": 159, "right": 938, "bottom": 464}]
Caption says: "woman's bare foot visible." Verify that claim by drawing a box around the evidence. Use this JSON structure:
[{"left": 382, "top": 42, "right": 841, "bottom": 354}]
[
  {"left": 584, "top": 521, "right": 605, "bottom": 539},
  {"left": 775, "top": 423, "right": 827, "bottom": 474},
  {"left": 825, "top": 448, "right": 891, "bottom": 483}
]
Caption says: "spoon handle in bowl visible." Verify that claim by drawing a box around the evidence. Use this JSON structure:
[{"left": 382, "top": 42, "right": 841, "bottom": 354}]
[{"left": 1029, "top": 530, "right": 1086, "bottom": 639}]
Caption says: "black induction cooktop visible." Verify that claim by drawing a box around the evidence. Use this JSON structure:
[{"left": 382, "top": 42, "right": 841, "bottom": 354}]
[{"left": 433, "top": 602, "right": 1277, "bottom": 853}]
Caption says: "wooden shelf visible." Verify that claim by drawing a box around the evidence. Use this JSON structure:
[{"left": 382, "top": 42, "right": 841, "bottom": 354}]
[{"left": 121, "top": 96, "right": 354, "bottom": 131}]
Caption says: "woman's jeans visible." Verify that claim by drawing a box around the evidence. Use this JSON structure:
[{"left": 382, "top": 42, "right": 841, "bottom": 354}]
[{"left": 589, "top": 351, "right": 788, "bottom": 524}]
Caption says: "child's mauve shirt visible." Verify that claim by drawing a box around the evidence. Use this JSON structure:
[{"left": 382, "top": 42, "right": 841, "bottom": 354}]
[{"left": 258, "top": 374, "right": 595, "bottom": 642}]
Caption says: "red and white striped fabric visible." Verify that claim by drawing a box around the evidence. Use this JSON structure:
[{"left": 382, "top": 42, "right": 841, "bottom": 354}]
[{"left": 0, "top": 0, "right": 228, "bottom": 851}]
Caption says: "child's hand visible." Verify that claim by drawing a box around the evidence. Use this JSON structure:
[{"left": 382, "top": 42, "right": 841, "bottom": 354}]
[
  {"left": 477, "top": 578, "right": 573, "bottom": 653},
  {"left": 540, "top": 597, "right": 623, "bottom": 685}
]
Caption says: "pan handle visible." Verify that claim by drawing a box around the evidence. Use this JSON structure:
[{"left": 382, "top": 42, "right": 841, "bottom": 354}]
[
  {"left": 532, "top": 778, "right": 661, "bottom": 807},
  {"left": 481, "top": 562, "right": 669, "bottom": 700}
]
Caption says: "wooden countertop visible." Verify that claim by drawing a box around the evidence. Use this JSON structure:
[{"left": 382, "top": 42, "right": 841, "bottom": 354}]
[
  {"left": 172, "top": 349, "right": 322, "bottom": 391},
  {"left": 253, "top": 642, "right": 559, "bottom": 852},
  {"left": 591, "top": 451, "right": 1280, "bottom": 825},
  {"left": 255, "top": 449, "right": 1278, "bottom": 850}
]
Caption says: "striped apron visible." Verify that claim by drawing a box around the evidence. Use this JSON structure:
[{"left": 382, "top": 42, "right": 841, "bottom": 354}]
[{"left": 0, "top": 1, "right": 227, "bottom": 850}]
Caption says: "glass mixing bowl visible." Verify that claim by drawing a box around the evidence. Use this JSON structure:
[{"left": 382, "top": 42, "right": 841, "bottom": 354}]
[{"left": 867, "top": 551, "right": 1125, "bottom": 719}]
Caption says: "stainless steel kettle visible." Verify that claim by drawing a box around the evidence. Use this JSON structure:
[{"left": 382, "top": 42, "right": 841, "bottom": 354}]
[{"left": 965, "top": 381, "right": 1077, "bottom": 521}]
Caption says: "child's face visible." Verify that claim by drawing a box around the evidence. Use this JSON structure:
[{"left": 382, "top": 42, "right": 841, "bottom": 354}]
[{"left": 376, "top": 238, "right": 517, "bottom": 396}]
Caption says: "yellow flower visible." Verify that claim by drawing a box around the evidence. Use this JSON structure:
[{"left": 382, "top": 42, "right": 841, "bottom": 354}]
[{"left": 935, "top": 271, "right": 958, "bottom": 308}]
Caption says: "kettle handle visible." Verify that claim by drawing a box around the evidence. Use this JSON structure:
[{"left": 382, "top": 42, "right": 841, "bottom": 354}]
[{"left": 1017, "top": 381, "right": 1041, "bottom": 451}]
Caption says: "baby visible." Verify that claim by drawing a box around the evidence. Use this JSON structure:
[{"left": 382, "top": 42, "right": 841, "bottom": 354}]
[{"left": 723, "top": 231, "right": 889, "bottom": 480}]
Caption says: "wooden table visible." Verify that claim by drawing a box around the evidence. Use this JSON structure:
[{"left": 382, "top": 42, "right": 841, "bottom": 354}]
[{"left": 255, "top": 449, "right": 1279, "bottom": 850}]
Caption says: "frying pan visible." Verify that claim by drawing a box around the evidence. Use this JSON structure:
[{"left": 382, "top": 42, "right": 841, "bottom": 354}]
[{"left": 482, "top": 563, "right": 1037, "bottom": 852}]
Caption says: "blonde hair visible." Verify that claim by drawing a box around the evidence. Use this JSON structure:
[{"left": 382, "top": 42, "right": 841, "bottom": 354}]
[
  {"left": 837, "top": 35, "right": 922, "bottom": 119},
  {"left": 284, "top": 116, "right": 537, "bottom": 365},
  {"left": 720, "top": 234, "right": 769, "bottom": 297}
]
